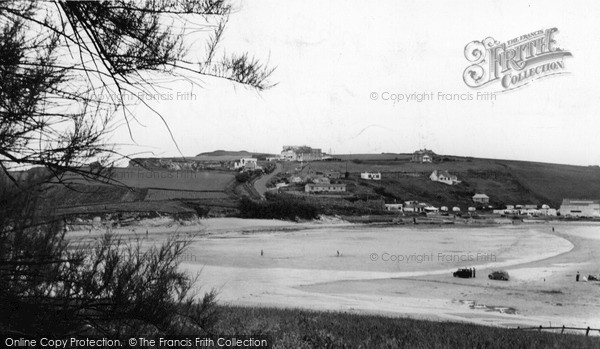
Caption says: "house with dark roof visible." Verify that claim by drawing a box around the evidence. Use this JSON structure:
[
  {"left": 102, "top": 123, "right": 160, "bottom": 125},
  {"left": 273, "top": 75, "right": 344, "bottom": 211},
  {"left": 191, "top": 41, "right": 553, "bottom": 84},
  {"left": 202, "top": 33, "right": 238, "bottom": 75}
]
[{"left": 411, "top": 149, "right": 435, "bottom": 163}]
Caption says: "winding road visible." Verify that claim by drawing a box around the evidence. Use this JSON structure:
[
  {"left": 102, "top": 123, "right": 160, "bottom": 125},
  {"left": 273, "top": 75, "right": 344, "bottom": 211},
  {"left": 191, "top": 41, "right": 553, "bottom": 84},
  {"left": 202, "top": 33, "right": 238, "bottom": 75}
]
[{"left": 253, "top": 162, "right": 282, "bottom": 199}]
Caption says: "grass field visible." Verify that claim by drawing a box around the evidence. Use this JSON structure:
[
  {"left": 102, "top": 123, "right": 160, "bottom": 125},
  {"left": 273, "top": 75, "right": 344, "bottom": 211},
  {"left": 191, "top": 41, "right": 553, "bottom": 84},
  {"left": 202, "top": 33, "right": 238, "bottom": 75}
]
[
  {"left": 39, "top": 167, "right": 237, "bottom": 216},
  {"left": 213, "top": 305, "right": 599, "bottom": 348},
  {"left": 109, "top": 168, "right": 235, "bottom": 191}
]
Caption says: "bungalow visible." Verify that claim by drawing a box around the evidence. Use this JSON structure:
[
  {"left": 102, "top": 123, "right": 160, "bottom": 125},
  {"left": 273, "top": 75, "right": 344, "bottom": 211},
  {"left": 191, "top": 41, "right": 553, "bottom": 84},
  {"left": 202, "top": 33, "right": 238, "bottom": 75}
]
[
  {"left": 385, "top": 203, "right": 403, "bottom": 211},
  {"left": 403, "top": 201, "right": 426, "bottom": 213},
  {"left": 440, "top": 206, "right": 449, "bottom": 212},
  {"left": 429, "top": 170, "right": 460, "bottom": 185},
  {"left": 559, "top": 199, "right": 600, "bottom": 217},
  {"left": 305, "top": 183, "right": 346, "bottom": 193},
  {"left": 361, "top": 172, "right": 381, "bottom": 180},
  {"left": 472, "top": 193, "right": 489, "bottom": 204},
  {"left": 452, "top": 207, "right": 461, "bottom": 212}
]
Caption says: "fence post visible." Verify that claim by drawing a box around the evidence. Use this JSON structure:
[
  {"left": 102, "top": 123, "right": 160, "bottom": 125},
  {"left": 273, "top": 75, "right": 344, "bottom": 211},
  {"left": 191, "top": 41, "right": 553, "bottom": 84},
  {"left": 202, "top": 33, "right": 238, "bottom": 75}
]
[
  {"left": 586, "top": 327, "right": 590, "bottom": 336},
  {"left": 561, "top": 325, "right": 565, "bottom": 334}
]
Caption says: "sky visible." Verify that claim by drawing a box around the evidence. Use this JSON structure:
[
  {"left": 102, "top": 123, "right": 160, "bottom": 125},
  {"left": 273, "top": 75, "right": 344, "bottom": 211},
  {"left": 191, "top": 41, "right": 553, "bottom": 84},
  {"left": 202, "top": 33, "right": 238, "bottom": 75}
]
[{"left": 112, "top": 0, "right": 600, "bottom": 166}]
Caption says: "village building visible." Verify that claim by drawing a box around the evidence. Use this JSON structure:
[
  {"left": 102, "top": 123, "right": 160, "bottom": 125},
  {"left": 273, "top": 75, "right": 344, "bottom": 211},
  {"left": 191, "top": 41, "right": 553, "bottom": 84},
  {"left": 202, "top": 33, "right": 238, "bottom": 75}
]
[
  {"left": 411, "top": 149, "right": 435, "bottom": 163},
  {"left": 440, "top": 206, "right": 448, "bottom": 212},
  {"left": 360, "top": 172, "right": 381, "bottom": 180},
  {"left": 452, "top": 207, "right": 461, "bottom": 212},
  {"left": 281, "top": 145, "right": 323, "bottom": 161},
  {"left": 429, "top": 170, "right": 460, "bottom": 185},
  {"left": 325, "top": 171, "right": 341, "bottom": 179},
  {"left": 424, "top": 206, "right": 439, "bottom": 213},
  {"left": 472, "top": 193, "right": 489, "bottom": 204},
  {"left": 234, "top": 157, "right": 260, "bottom": 170},
  {"left": 385, "top": 203, "right": 403, "bottom": 211},
  {"left": 540, "top": 208, "right": 558, "bottom": 216},
  {"left": 310, "top": 176, "right": 330, "bottom": 184},
  {"left": 289, "top": 176, "right": 303, "bottom": 183},
  {"left": 403, "top": 201, "right": 426, "bottom": 213},
  {"left": 305, "top": 183, "right": 346, "bottom": 193},
  {"left": 559, "top": 199, "right": 600, "bottom": 217}
]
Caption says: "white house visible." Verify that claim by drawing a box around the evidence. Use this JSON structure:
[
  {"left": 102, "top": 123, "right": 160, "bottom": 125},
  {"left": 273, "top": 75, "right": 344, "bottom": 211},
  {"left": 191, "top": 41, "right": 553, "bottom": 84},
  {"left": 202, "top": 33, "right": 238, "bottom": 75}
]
[
  {"left": 429, "top": 170, "right": 460, "bottom": 185},
  {"left": 403, "top": 201, "right": 425, "bottom": 213},
  {"left": 472, "top": 193, "right": 490, "bottom": 204},
  {"left": 234, "top": 157, "right": 259, "bottom": 170},
  {"left": 361, "top": 172, "right": 381, "bottom": 180},
  {"left": 452, "top": 207, "right": 461, "bottom": 212},
  {"left": 305, "top": 183, "right": 346, "bottom": 193},
  {"left": 440, "top": 206, "right": 448, "bottom": 212},
  {"left": 385, "top": 203, "right": 403, "bottom": 211}
]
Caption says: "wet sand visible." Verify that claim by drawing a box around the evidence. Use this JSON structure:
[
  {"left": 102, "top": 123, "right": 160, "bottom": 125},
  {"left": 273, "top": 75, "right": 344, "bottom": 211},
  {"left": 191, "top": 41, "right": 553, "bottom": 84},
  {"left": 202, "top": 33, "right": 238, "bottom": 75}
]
[{"left": 68, "top": 218, "right": 600, "bottom": 331}]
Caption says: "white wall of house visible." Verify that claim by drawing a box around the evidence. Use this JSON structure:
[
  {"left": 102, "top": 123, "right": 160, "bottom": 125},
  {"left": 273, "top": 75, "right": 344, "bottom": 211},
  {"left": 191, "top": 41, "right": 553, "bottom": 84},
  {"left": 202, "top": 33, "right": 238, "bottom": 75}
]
[{"left": 360, "top": 172, "right": 381, "bottom": 180}]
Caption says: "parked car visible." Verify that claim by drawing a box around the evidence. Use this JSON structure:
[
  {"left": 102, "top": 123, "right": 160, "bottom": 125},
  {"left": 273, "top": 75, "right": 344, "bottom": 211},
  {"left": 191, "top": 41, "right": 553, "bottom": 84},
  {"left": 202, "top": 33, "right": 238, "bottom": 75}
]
[
  {"left": 488, "top": 270, "right": 509, "bottom": 281},
  {"left": 453, "top": 268, "right": 473, "bottom": 278}
]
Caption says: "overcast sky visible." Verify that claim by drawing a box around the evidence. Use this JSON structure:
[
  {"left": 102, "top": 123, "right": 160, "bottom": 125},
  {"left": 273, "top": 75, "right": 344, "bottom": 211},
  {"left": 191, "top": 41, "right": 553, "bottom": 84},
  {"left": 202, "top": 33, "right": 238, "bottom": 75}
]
[{"left": 113, "top": 0, "right": 600, "bottom": 166}]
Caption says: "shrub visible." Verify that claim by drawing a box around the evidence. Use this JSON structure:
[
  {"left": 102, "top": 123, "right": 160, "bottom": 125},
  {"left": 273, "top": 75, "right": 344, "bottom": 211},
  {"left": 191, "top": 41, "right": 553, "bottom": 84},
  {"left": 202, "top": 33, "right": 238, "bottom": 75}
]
[
  {"left": 0, "top": 176, "right": 218, "bottom": 337},
  {"left": 239, "top": 195, "right": 319, "bottom": 220}
]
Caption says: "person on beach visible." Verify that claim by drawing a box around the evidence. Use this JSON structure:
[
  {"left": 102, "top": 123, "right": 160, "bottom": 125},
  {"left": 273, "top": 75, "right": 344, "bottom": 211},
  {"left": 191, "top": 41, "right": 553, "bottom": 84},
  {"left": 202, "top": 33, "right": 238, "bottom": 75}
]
[
  {"left": 576, "top": 271, "right": 580, "bottom": 282},
  {"left": 473, "top": 267, "right": 476, "bottom": 278},
  {"left": 337, "top": 250, "right": 340, "bottom": 257},
  {"left": 261, "top": 249, "right": 264, "bottom": 257}
]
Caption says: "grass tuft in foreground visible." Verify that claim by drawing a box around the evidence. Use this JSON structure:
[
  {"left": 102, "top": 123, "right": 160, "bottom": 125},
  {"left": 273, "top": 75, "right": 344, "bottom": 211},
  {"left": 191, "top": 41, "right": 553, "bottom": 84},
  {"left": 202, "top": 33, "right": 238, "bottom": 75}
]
[{"left": 213, "top": 306, "right": 599, "bottom": 348}]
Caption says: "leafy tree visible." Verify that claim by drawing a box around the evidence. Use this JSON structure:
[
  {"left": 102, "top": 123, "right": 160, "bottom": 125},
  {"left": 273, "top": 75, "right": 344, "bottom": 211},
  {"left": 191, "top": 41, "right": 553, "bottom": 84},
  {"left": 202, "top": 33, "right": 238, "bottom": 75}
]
[
  {"left": 0, "top": 0, "right": 273, "bottom": 337},
  {"left": 0, "top": 0, "right": 274, "bottom": 180}
]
